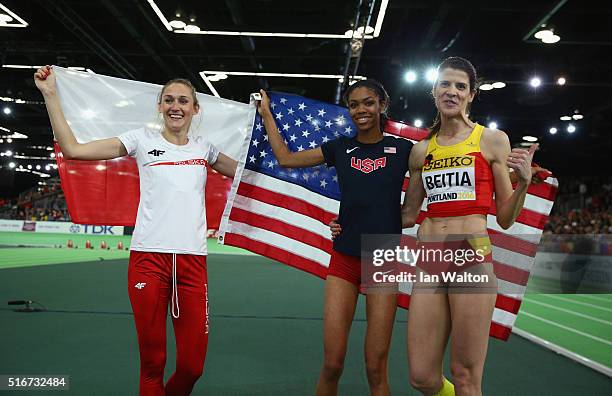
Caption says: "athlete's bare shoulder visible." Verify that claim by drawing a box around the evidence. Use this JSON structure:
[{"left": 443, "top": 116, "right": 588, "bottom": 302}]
[
  {"left": 409, "top": 139, "right": 430, "bottom": 169},
  {"left": 481, "top": 127, "right": 510, "bottom": 162},
  {"left": 481, "top": 127, "right": 509, "bottom": 147},
  {"left": 413, "top": 139, "right": 429, "bottom": 155}
]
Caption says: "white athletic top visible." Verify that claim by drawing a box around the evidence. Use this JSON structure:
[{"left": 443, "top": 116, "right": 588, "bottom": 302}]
[{"left": 118, "top": 127, "right": 219, "bottom": 255}]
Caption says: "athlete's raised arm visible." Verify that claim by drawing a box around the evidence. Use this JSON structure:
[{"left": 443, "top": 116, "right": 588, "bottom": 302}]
[
  {"left": 256, "top": 90, "right": 324, "bottom": 168},
  {"left": 35, "top": 65, "right": 127, "bottom": 161},
  {"left": 481, "top": 128, "right": 535, "bottom": 229}
]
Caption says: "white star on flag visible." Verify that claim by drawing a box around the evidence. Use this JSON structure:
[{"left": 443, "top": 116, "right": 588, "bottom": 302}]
[
  {"left": 298, "top": 103, "right": 306, "bottom": 110},
  {"left": 280, "top": 98, "right": 287, "bottom": 104},
  {"left": 295, "top": 119, "right": 303, "bottom": 127},
  {"left": 259, "top": 150, "right": 267, "bottom": 157},
  {"left": 252, "top": 139, "right": 259, "bottom": 147},
  {"left": 302, "top": 130, "right": 310, "bottom": 137},
  {"left": 318, "top": 109, "right": 326, "bottom": 117},
  {"left": 283, "top": 123, "right": 290, "bottom": 131}
]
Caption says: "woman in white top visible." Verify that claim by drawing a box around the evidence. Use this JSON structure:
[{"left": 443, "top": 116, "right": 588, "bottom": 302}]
[{"left": 35, "top": 65, "right": 236, "bottom": 396}]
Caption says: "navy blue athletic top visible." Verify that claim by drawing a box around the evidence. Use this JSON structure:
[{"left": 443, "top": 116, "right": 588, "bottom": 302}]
[{"left": 321, "top": 135, "right": 413, "bottom": 256}]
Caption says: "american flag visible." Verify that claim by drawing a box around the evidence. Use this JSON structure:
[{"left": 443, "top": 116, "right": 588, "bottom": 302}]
[{"left": 219, "top": 92, "right": 558, "bottom": 341}]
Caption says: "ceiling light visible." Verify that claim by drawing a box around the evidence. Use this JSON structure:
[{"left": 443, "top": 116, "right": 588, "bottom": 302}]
[
  {"left": 567, "top": 124, "right": 576, "bottom": 133},
  {"left": 5, "top": 150, "right": 12, "bottom": 156},
  {"left": 169, "top": 20, "right": 186, "bottom": 29},
  {"left": 560, "top": 116, "right": 572, "bottom": 121},
  {"left": 27, "top": 164, "right": 32, "bottom": 169},
  {"left": 146, "top": 0, "right": 172, "bottom": 31},
  {"left": 492, "top": 82, "right": 506, "bottom": 89},
  {"left": 154, "top": 0, "right": 388, "bottom": 39},
  {"left": 572, "top": 114, "right": 583, "bottom": 120},
  {"left": 542, "top": 34, "right": 560, "bottom": 44},
  {"left": 45, "top": 165, "right": 50, "bottom": 171},
  {"left": 414, "top": 119, "right": 423, "bottom": 128},
  {"left": 488, "top": 122, "right": 498, "bottom": 129},
  {"left": 50, "top": 152, "right": 56, "bottom": 158},
  {"left": 3, "top": 107, "right": 11, "bottom": 115},
  {"left": 479, "top": 83, "right": 494, "bottom": 91},
  {"left": 0, "top": 3, "right": 28, "bottom": 27},
  {"left": 404, "top": 70, "right": 417, "bottom": 83},
  {"left": 557, "top": 77, "right": 566, "bottom": 85},
  {"left": 372, "top": 0, "right": 389, "bottom": 38},
  {"left": 534, "top": 28, "right": 553, "bottom": 40},
  {"left": 549, "top": 127, "right": 557, "bottom": 134},
  {"left": 149, "top": 0, "right": 386, "bottom": 39},
  {"left": 184, "top": 24, "right": 200, "bottom": 33},
  {"left": 35, "top": 165, "right": 41, "bottom": 170},
  {"left": 523, "top": 136, "right": 538, "bottom": 142},
  {"left": 355, "top": 26, "right": 374, "bottom": 35},
  {"left": 198, "top": 73, "right": 220, "bottom": 98},
  {"left": 200, "top": 70, "right": 366, "bottom": 80},
  {"left": 0, "top": 13, "right": 12, "bottom": 23},
  {"left": 530, "top": 77, "right": 542, "bottom": 88},
  {"left": 206, "top": 73, "right": 228, "bottom": 82},
  {"left": 2, "top": 64, "right": 41, "bottom": 69},
  {"left": 425, "top": 68, "right": 438, "bottom": 82},
  {"left": 8, "top": 162, "right": 15, "bottom": 168},
  {"left": 6, "top": 138, "right": 12, "bottom": 143}
]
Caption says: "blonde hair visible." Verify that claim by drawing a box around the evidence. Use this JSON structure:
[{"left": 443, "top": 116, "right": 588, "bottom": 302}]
[{"left": 158, "top": 78, "right": 199, "bottom": 108}]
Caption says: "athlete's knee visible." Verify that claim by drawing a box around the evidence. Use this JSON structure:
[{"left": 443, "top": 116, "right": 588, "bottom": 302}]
[
  {"left": 364, "top": 350, "right": 387, "bottom": 386},
  {"left": 140, "top": 349, "right": 166, "bottom": 380},
  {"left": 176, "top": 359, "right": 205, "bottom": 383},
  {"left": 409, "top": 366, "right": 442, "bottom": 394},
  {"left": 320, "top": 353, "right": 345, "bottom": 381},
  {"left": 450, "top": 361, "right": 480, "bottom": 392}
]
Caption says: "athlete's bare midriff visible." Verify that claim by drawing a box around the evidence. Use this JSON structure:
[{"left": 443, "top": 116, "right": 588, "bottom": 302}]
[{"left": 418, "top": 213, "right": 488, "bottom": 237}]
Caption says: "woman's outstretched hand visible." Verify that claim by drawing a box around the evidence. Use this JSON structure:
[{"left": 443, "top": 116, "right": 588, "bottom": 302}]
[
  {"left": 256, "top": 89, "right": 272, "bottom": 117},
  {"left": 34, "top": 65, "right": 56, "bottom": 96}
]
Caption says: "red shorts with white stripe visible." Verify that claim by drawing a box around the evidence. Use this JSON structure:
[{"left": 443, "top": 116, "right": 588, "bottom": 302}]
[{"left": 327, "top": 249, "right": 361, "bottom": 286}]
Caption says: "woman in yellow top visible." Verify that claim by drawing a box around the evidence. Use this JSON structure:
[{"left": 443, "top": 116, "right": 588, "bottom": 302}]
[{"left": 401, "top": 57, "right": 536, "bottom": 395}]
